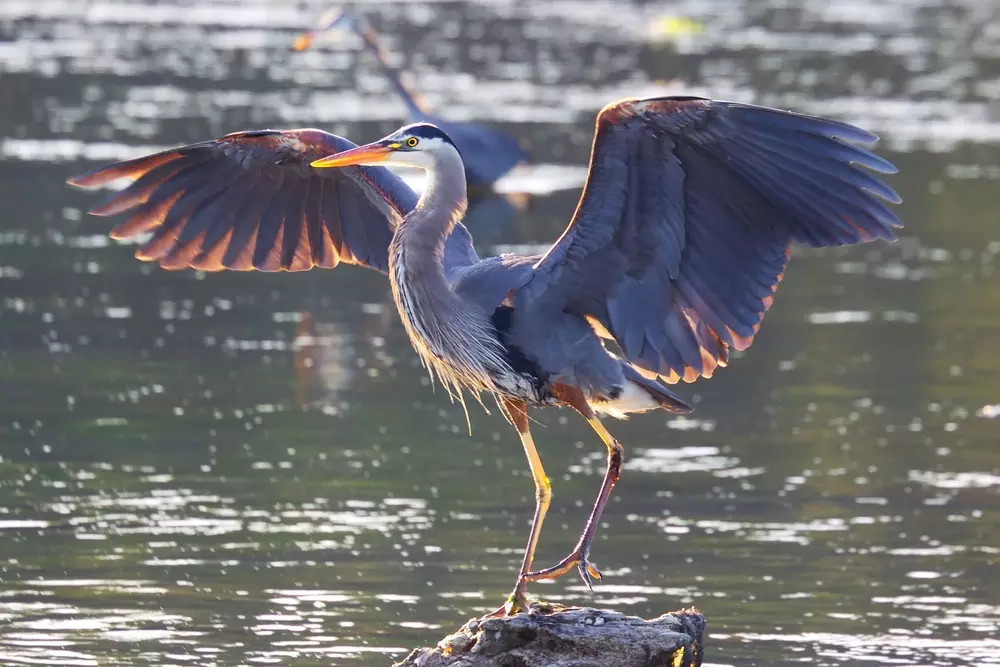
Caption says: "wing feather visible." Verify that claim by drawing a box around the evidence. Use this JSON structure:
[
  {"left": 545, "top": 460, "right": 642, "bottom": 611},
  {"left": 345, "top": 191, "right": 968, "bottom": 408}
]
[
  {"left": 221, "top": 181, "right": 276, "bottom": 270},
  {"left": 170, "top": 169, "right": 246, "bottom": 251},
  {"left": 69, "top": 148, "right": 195, "bottom": 188},
  {"left": 189, "top": 228, "right": 233, "bottom": 272},
  {"left": 69, "top": 128, "right": 479, "bottom": 275},
  {"left": 250, "top": 172, "right": 289, "bottom": 271},
  {"left": 90, "top": 159, "right": 189, "bottom": 216},
  {"left": 321, "top": 178, "right": 349, "bottom": 263},
  {"left": 136, "top": 184, "right": 228, "bottom": 262},
  {"left": 302, "top": 177, "right": 330, "bottom": 267},
  {"left": 159, "top": 189, "right": 235, "bottom": 270},
  {"left": 279, "top": 176, "right": 310, "bottom": 269},
  {"left": 522, "top": 96, "right": 902, "bottom": 384},
  {"left": 195, "top": 176, "right": 261, "bottom": 260}
]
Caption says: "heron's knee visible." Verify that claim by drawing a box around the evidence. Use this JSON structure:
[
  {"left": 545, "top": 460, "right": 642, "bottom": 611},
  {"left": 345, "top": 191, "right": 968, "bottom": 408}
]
[
  {"left": 535, "top": 476, "right": 552, "bottom": 505},
  {"left": 608, "top": 441, "right": 624, "bottom": 482},
  {"left": 608, "top": 439, "right": 624, "bottom": 464}
]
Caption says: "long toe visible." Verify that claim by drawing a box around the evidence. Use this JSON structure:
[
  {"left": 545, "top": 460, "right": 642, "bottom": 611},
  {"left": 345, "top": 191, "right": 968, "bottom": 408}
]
[
  {"left": 578, "top": 559, "right": 603, "bottom": 590},
  {"left": 523, "top": 548, "right": 604, "bottom": 585},
  {"left": 482, "top": 603, "right": 508, "bottom": 619}
]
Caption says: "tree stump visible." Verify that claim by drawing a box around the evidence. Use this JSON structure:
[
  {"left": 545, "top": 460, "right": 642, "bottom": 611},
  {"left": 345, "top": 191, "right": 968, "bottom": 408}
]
[{"left": 392, "top": 603, "right": 706, "bottom": 667}]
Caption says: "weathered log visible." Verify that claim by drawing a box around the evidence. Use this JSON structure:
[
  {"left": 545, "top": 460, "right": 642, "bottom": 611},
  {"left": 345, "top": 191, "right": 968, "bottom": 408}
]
[{"left": 392, "top": 602, "right": 705, "bottom": 667}]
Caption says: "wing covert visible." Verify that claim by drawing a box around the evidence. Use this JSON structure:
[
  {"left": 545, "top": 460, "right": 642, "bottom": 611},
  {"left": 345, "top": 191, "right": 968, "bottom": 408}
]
[{"left": 524, "top": 96, "right": 902, "bottom": 384}]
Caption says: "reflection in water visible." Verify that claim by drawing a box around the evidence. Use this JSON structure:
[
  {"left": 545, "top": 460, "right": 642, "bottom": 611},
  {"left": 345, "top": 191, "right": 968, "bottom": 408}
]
[
  {"left": 2, "top": 1, "right": 1000, "bottom": 666},
  {"left": 294, "top": 312, "right": 358, "bottom": 406}
]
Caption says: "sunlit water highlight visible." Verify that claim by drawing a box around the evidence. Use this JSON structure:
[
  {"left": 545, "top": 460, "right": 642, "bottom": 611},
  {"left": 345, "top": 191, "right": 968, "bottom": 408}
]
[{"left": 2, "top": 1, "right": 1000, "bottom": 666}]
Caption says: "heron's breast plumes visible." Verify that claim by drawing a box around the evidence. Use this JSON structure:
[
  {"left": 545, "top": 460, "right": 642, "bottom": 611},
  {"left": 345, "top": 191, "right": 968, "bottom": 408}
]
[{"left": 389, "top": 244, "right": 513, "bottom": 404}]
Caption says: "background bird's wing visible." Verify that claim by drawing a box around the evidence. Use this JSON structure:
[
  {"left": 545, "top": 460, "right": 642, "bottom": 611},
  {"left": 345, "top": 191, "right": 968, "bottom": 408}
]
[
  {"left": 521, "top": 96, "right": 902, "bottom": 383},
  {"left": 345, "top": 14, "right": 528, "bottom": 187},
  {"left": 430, "top": 115, "right": 529, "bottom": 187},
  {"left": 68, "top": 128, "right": 479, "bottom": 274}
]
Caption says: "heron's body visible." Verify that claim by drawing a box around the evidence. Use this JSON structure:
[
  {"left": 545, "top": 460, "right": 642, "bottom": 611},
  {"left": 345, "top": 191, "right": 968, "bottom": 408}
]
[
  {"left": 391, "top": 177, "right": 672, "bottom": 417},
  {"left": 69, "top": 95, "right": 902, "bottom": 616}
]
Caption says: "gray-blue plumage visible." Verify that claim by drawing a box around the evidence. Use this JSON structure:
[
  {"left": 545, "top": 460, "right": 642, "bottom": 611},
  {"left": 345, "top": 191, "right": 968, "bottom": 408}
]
[{"left": 451, "top": 253, "right": 537, "bottom": 312}]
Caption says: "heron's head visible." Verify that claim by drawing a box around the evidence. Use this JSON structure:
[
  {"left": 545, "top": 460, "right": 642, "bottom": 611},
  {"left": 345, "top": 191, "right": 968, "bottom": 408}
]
[
  {"left": 293, "top": 7, "right": 360, "bottom": 51},
  {"left": 311, "top": 123, "right": 461, "bottom": 172}
]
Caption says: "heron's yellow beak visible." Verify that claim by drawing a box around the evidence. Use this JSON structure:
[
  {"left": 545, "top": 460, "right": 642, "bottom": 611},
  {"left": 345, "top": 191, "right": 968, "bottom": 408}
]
[{"left": 311, "top": 143, "right": 394, "bottom": 168}]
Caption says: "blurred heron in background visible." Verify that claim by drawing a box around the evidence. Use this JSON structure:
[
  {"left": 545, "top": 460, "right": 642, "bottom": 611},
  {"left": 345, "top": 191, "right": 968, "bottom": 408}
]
[
  {"left": 68, "top": 94, "right": 902, "bottom": 615},
  {"left": 294, "top": 7, "right": 528, "bottom": 189}
]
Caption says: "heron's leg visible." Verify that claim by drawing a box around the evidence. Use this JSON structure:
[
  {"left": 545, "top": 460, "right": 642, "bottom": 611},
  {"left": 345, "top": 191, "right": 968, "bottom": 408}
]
[
  {"left": 497, "top": 398, "right": 552, "bottom": 615},
  {"left": 522, "top": 388, "right": 622, "bottom": 590}
]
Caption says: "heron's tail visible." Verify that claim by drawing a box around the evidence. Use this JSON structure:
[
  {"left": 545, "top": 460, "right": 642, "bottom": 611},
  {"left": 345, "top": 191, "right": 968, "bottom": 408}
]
[{"left": 592, "top": 364, "right": 694, "bottom": 419}]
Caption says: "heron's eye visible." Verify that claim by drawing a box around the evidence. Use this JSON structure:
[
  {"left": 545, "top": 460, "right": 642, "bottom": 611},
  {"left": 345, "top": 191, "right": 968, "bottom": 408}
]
[{"left": 406, "top": 137, "right": 419, "bottom": 148}]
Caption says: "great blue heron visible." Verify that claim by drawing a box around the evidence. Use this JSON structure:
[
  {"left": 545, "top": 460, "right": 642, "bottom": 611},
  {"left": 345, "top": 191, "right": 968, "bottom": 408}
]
[
  {"left": 67, "top": 95, "right": 902, "bottom": 615},
  {"left": 294, "top": 7, "right": 528, "bottom": 188}
]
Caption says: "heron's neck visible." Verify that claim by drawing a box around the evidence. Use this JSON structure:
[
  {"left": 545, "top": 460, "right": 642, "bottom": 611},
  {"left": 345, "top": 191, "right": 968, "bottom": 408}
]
[
  {"left": 388, "top": 153, "right": 507, "bottom": 397},
  {"left": 393, "top": 153, "right": 468, "bottom": 277}
]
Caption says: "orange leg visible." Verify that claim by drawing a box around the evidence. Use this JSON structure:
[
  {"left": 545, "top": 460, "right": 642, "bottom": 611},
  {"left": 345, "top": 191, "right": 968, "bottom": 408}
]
[
  {"left": 487, "top": 398, "right": 552, "bottom": 617},
  {"left": 521, "top": 414, "right": 619, "bottom": 589},
  {"left": 521, "top": 385, "right": 622, "bottom": 590}
]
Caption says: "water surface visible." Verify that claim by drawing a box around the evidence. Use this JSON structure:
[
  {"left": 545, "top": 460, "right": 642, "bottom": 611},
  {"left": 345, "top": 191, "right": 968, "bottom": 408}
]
[{"left": 2, "top": 1, "right": 1000, "bottom": 666}]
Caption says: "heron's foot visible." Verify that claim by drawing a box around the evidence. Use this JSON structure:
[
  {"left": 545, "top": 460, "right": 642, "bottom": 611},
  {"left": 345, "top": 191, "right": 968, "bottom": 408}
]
[
  {"left": 523, "top": 547, "right": 603, "bottom": 591},
  {"left": 504, "top": 585, "right": 532, "bottom": 616},
  {"left": 482, "top": 583, "right": 534, "bottom": 619}
]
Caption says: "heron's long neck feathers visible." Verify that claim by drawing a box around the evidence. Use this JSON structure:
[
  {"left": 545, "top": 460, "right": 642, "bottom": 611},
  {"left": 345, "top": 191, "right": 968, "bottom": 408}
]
[{"left": 389, "top": 150, "right": 511, "bottom": 406}]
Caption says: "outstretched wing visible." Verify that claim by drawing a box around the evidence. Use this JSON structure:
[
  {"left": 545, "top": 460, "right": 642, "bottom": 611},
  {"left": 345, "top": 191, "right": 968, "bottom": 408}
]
[
  {"left": 523, "top": 96, "right": 902, "bottom": 383},
  {"left": 68, "top": 129, "right": 478, "bottom": 274}
]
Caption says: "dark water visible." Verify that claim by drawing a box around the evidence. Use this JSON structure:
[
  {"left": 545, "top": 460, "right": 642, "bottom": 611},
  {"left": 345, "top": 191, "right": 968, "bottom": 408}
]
[{"left": 2, "top": 1, "right": 1000, "bottom": 666}]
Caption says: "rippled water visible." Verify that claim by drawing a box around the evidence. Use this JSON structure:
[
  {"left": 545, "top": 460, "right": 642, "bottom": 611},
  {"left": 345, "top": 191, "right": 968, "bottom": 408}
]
[{"left": 2, "top": 1, "right": 1000, "bottom": 666}]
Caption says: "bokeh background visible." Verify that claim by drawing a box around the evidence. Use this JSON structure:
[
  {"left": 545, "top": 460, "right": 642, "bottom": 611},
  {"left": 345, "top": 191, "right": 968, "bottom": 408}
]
[{"left": 2, "top": 1, "right": 999, "bottom": 665}]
